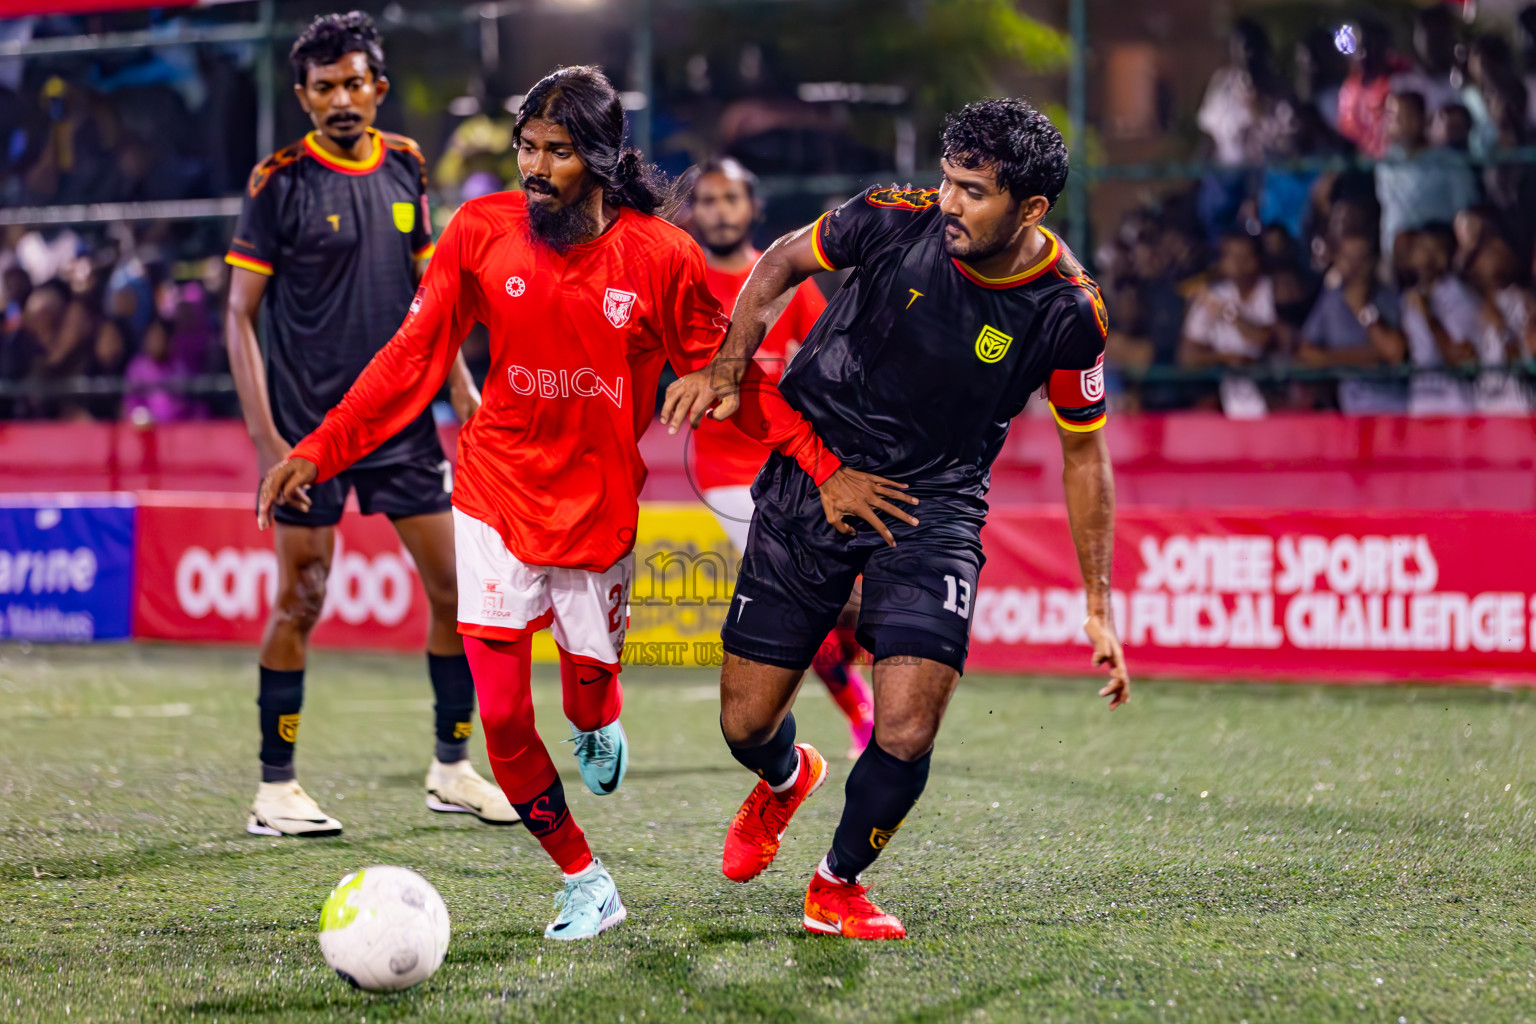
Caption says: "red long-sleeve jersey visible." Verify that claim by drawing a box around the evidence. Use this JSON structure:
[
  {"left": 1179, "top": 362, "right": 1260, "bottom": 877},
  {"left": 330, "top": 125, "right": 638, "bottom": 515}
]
[{"left": 291, "top": 191, "right": 837, "bottom": 571}]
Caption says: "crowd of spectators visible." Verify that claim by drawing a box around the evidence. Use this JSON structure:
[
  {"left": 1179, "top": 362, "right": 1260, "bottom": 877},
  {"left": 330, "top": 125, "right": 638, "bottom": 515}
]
[
  {"left": 0, "top": 222, "right": 232, "bottom": 423},
  {"left": 1099, "top": 7, "right": 1536, "bottom": 416},
  {"left": 5, "top": 8, "right": 1536, "bottom": 421}
]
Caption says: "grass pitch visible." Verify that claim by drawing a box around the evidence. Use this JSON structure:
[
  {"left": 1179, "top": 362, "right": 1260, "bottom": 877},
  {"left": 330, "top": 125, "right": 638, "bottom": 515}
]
[{"left": 2, "top": 644, "right": 1535, "bottom": 1023}]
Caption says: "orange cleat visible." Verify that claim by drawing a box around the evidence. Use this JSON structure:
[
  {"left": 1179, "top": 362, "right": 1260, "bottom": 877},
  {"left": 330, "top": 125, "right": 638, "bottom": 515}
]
[
  {"left": 802, "top": 867, "right": 906, "bottom": 940},
  {"left": 722, "top": 743, "right": 829, "bottom": 883}
]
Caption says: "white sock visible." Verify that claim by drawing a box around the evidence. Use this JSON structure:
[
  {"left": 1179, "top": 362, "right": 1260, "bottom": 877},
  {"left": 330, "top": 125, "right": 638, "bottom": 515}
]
[
  {"left": 768, "top": 753, "right": 801, "bottom": 794},
  {"left": 816, "top": 855, "right": 853, "bottom": 885}
]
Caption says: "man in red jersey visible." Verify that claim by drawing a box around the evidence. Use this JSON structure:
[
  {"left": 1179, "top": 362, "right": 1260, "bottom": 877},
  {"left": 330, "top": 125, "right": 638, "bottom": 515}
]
[
  {"left": 257, "top": 66, "right": 886, "bottom": 941},
  {"left": 680, "top": 158, "right": 875, "bottom": 760}
]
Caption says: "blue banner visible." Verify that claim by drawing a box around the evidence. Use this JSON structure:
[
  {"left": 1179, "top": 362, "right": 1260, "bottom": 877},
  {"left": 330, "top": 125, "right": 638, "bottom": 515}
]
[{"left": 0, "top": 497, "right": 136, "bottom": 642}]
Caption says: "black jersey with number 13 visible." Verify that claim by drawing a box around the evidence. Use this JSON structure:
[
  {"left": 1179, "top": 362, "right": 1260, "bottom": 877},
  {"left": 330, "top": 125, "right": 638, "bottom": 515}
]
[
  {"left": 782, "top": 185, "right": 1109, "bottom": 503},
  {"left": 225, "top": 127, "right": 439, "bottom": 470}
]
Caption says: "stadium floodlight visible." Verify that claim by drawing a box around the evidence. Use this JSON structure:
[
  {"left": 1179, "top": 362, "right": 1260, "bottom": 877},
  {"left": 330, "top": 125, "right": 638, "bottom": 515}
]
[
  {"left": 1333, "top": 23, "right": 1357, "bottom": 56},
  {"left": 619, "top": 91, "right": 648, "bottom": 111},
  {"left": 449, "top": 97, "right": 481, "bottom": 117}
]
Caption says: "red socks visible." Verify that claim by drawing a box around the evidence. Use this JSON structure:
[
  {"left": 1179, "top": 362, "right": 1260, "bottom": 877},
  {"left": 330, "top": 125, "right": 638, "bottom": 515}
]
[
  {"left": 463, "top": 634, "right": 593, "bottom": 874},
  {"left": 559, "top": 648, "right": 623, "bottom": 732}
]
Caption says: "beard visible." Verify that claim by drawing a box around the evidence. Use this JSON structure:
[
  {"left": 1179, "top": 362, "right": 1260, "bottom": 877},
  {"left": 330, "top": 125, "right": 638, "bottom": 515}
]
[
  {"left": 941, "top": 215, "right": 1018, "bottom": 262},
  {"left": 699, "top": 222, "right": 751, "bottom": 258},
  {"left": 324, "top": 113, "right": 364, "bottom": 150},
  {"left": 524, "top": 180, "right": 600, "bottom": 254}
]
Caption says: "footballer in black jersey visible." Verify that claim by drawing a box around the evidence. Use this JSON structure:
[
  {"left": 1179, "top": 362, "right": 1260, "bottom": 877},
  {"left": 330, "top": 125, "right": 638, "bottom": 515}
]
[
  {"left": 224, "top": 13, "right": 513, "bottom": 838},
  {"left": 664, "top": 98, "right": 1130, "bottom": 939}
]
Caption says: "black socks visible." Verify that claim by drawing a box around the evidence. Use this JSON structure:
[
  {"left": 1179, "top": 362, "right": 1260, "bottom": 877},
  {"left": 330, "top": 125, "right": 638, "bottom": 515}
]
[
  {"left": 826, "top": 740, "right": 931, "bottom": 883},
  {"left": 724, "top": 712, "right": 800, "bottom": 788},
  {"left": 257, "top": 667, "right": 304, "bottom": 783},
  {"left": 429, "top": 653, "right": 476, "bottom": 764}
]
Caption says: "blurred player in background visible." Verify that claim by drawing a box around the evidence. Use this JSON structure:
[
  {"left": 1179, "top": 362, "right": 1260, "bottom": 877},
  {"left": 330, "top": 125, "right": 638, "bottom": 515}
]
[
  {"left": 224, "top": 13, "right": 512, "bottom": 839},
  {"left": 256, "top": 65, "right": 838, "bottom": 940},
  {"left": 679, "top": 158, "right": 875, "bottom": 760},
  {"left": 665, "top": 99, "right": 1131, "bottom": 939}
]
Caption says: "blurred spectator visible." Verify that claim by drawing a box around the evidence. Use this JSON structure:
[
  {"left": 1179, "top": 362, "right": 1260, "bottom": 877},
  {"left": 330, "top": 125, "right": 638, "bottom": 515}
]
[
  {"left": 1337, "top": 19, "right": 1407, "bottom": 158},
  {"left": 1402, "top": 224, "right": 1480, "bottom": 414},
  {"left": 1294, "top": 28, "right": 1347, "bottom": 132},
  {"left": 1102, "top": 215, "right": 1199, "bottom": 410},
  {"left": 17, "top": 288, "right": 98, "bottom": 420},
  {"left": 1478, "top": 88, "right": 1536, "bottom": 260},
  {"left": 123, "top": 316, "right": 199, "bottom": 424},
  {"left": 85, "top": 315, "right": 132, "bottom": 420},
  {"left": 1466, "top": 235, "right": 1533, "bottom": 413},
  {"left": 1522, "top": 5, "right": 1536, "bottom": 126},
  {"left": 1197, "top": 19, "right": 1288, "bottom": 237},
  {"left": 1464, "top": 34, "right": 1529, "bottom": 158},
  {"left": 1179, "top": 231, "right": 1277, "bottom": 416},
  {"left": 1453, "top": 204, "right": 1501, "bottom": 276},
  {"left": 1431, "top": 103, "right": 1473, "bottom": 151},
  {"left": 1260, "top": 223, "right": 1317, "bottom": 345},
  {"left": 1391, "top": 5, "right": 1462, "bottom": 114},
  {"left": 1374, "top": 90, "right": 1479, "bottom": 259},
  {"left": 1295, "top": 232, "right": 1408, "bottom": 413}
]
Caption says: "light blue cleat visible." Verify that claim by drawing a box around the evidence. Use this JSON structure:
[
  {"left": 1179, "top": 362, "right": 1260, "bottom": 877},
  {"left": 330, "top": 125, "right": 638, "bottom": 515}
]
[
  {"left": 567, "top": 720, "right": 628, "bottom": 796},
  {"left": 545, "top": 859, "right": 627, "bottom": 940}
]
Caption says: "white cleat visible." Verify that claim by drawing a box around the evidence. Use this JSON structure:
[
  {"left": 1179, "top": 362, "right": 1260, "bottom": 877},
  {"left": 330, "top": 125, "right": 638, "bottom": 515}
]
[
  {"left": 425, "top": 758, "right": 520, "bottom": 825},
  {"left": 246, "top": 780, "right": 343, "bottom": 838}
]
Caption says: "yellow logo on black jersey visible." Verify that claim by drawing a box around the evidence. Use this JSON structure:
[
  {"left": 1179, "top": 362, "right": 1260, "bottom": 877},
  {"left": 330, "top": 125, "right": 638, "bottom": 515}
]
[
  {"left": 975, "top": 325, "right": 1013, "bottom": 363},
  {"left": 392, "top": 201, "right": 415, "bottom": 233}
]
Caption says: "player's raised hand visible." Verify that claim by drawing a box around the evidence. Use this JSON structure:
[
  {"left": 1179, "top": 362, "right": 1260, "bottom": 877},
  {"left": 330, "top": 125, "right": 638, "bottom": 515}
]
[
  {"left": 1084, "top": 614, "right": 1130, "bottom": 709},
  {"left": 256, "top": 456, "right": 319, "bottom": 530},
  {"left": 662, "top": 360, "right": 742, "bottom": 434},
  {"left": 816, "top": 467, "right": 919, "bottom": 547}
]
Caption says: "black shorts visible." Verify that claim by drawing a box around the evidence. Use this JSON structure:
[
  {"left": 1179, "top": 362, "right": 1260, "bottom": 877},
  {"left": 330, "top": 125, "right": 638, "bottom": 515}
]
[
  {"left": 268, "top": 453, "right": 454, "bottom": 528},
  {"left": 721, "top": 453, "right": 986, "bottom": 674}
]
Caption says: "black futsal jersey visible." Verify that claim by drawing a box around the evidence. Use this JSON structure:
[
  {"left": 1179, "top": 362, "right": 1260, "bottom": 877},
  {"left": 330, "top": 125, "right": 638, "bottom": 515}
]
[
  {"left": 783, "top": 184, "right": 1108, "bottom": 505},
  {"left": 225, "top": 128, "right": 440, "bottom": 469}
]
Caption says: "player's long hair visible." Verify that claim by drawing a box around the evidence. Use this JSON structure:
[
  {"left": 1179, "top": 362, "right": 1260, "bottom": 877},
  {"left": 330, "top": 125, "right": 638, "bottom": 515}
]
[{"left": 515, "top": 66, "right": 666, "bottom": 216}]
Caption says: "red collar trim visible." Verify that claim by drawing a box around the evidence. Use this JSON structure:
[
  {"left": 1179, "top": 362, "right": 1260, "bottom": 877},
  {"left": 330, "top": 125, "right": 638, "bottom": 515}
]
[{"left": 951, "top": 228, "right": 1061, "bottom": 290}]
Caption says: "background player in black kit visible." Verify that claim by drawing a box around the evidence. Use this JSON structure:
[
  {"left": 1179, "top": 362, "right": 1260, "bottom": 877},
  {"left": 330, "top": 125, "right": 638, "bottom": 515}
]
[
  {"left": 663, "top": 99, "right": 1131, "bottom": 939},
  {"left": 224, "top": 12, "right": 515, "bottom": 837}
]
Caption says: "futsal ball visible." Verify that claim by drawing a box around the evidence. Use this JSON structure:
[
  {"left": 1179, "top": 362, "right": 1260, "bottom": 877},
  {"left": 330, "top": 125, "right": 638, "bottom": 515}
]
[{"left": 318, "top": 865, "right": 450, "bottom": 991}]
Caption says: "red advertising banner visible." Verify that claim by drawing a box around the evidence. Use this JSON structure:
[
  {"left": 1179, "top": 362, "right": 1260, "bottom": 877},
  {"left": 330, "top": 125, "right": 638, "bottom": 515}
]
[
  {"left": 970, "top": 508, "right": 1536, "bottom": 685},
  {"left": 132, "top": 494, "right": 428, "bottom": 652}
]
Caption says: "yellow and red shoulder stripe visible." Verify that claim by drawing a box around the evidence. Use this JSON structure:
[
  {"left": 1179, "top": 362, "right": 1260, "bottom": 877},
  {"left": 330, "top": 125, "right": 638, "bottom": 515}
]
[
  {"left": 810, "top": 212, "right": 837, "bottom": 272},
  {"left": 1048, "top": 401, "right": 1106, "bottom": 433},
  {"left": 302, "top": 128, "right": 385, "bottom": 176},
  {"left": 413, "top": 242, "right": 436, "bottom": 261},
  {"left": 225, "top": 251, "right": 273, "bottom": 276},
  {"left": 952, "top": 228, "right": 1061, "bottom": 290}
]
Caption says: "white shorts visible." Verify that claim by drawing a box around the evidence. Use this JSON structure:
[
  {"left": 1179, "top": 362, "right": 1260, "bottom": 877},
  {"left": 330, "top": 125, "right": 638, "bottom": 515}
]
[
  {"left": 453, "top": 509, "right": 631, "bottom": 665},
  {"left": 703, "top": 485, "right": 755, "bottom": 556}
]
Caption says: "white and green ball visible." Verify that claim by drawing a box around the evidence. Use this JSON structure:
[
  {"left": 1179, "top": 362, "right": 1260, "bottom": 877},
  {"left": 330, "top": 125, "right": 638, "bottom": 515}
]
[{"left": 318, "top": 866, "right": 449, "bottom": 992}]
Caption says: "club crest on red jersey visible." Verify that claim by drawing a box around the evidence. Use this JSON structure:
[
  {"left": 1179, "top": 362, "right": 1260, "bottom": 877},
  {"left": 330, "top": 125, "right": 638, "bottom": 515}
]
[{"left": 603, "top": 288, "right": 637, "bottom": 328}]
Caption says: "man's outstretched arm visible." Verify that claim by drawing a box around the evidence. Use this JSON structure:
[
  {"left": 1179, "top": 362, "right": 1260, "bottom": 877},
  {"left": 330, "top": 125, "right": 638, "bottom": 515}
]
[
  {"left": 257, "top": 216, "right": 476, "bottom": 528},
  {"left": 661, "top": 221, "right": 824, "bottom": 432},
  {"left": 1058, "top": 424, "right": 1130, "bottom": 708}
]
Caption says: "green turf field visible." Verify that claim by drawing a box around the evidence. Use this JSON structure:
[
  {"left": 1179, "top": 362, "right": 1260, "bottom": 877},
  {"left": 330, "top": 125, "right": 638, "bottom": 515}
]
[{"left": 2, "top": 644, "right": 1535, "bottom": 1023}]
